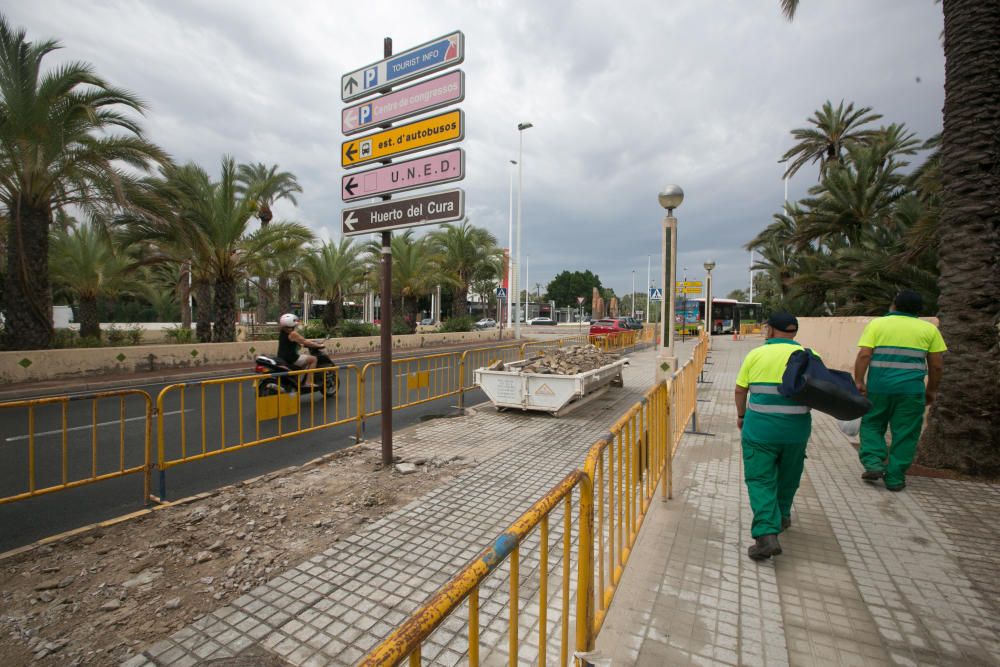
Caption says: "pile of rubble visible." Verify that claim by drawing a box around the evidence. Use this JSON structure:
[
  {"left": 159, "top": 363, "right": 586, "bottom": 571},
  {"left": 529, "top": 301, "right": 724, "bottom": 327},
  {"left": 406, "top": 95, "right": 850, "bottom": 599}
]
[{"left": 506, "top": 345, "right": 620, "bottom": 375}]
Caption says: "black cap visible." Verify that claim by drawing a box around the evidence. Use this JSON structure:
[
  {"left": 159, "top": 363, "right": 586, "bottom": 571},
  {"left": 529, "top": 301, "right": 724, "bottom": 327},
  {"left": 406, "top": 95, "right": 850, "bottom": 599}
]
[
  {"left": 767, "top": 311, "right": 798, "bottom": 333},
  {"left": 893, "top": 289, "right": 923, "bottom": 315}
]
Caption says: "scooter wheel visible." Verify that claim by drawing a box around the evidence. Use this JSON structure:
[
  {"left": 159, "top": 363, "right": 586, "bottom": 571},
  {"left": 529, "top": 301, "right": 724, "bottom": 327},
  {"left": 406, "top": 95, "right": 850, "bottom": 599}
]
[
  {"left": 324, "top": 374, "right": 339, "bottom": 397},
  {"left": 258, "top": 381, "right": 279, "bottom": 397}
]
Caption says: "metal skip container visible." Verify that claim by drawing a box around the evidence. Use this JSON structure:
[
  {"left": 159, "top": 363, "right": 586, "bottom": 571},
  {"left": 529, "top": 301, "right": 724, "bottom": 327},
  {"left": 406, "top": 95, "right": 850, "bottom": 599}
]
[{"left": 474, "top": 357, "right": 626, "bottom": 417}]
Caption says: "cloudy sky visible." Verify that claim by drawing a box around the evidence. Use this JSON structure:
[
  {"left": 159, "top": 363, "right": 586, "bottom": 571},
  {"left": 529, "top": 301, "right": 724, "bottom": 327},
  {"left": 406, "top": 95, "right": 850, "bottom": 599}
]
[{"left": 7, "top": 1, "right": 945, "bottom": 300}]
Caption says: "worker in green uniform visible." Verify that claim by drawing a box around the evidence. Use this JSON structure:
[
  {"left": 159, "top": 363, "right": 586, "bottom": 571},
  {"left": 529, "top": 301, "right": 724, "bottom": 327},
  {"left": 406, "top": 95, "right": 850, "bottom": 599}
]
[
  {"left": 735, "top": 312, "right": 816, "bottom": 561},
  {"left": 853, "top": 290, "right": 946, "bottom": 491}
]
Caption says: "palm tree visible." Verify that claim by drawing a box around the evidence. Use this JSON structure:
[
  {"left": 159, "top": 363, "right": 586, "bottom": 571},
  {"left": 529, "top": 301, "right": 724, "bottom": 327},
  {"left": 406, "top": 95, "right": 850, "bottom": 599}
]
[
  {"left": 782, "top": 1, "right": 1000, "bottom": 473},
  {"left": 779, "top": 100, "right": 883, "bottom": 180},
  {"left": 49, "top": 223, "right": 133, "bottom": 339},
  {"left": 0, "top": 15, "right": 169, "bottom": 349},
  {"left": 237, "top": 163, "right": 302, "bottom": 324},
  {"left": 428, "top": 220, "right": 501, "bottom": 317},
  {"left": 264, "top": 235, "right": 315, "bottom": 315},
  {"left": 306, "top": 238, "right": 364, "bottom": 330},
  {"left": 384, "top": 231, "right": 442, "bottom": 330}
]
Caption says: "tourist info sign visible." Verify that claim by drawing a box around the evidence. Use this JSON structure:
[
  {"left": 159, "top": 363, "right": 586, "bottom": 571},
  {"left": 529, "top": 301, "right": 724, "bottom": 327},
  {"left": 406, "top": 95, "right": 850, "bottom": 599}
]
[
  {"left": 341, "top": 109, "right": 463, "bottom": 169},
  {"left": 342, "top": 189, "right": 465, "bottom": 236},
  {"left": 342, "top": 148, "right": 464, "bottom": 202},
  {"left": 341, "top": 31, "right": 464, "bottom": 102},
  {"left": 342, "top": 70, "right": 464, "bottom": 136}
]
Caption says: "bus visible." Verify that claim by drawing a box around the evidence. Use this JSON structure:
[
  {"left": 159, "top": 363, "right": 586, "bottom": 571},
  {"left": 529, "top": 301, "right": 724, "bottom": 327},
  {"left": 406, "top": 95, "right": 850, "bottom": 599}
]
[{"left": 675, "top": 298, "right": 762, "bottom": 335}]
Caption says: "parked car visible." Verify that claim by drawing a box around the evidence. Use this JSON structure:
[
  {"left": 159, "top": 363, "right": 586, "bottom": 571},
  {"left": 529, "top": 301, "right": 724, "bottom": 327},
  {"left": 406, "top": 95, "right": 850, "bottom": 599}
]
[
  {"left": 419, "top": 318, "right": 435, "bottom": 326},
  {"left": 474, "top": 318, "right": 497, "bottom": 329},
  {"left": 527, "top": 316, "right": 555, "bottom": 326},
  {"left": 619, "top": 316, "right": 644, "bottom": 330},
  {"left": 589, "top": 318, "right": 629, "bottom": 335}
]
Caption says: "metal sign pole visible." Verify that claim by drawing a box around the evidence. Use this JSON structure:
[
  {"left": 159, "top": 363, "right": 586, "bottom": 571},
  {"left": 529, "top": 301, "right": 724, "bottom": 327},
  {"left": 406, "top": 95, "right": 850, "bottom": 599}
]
[{"left": 379, "top": 37, "right": 394, "bottom": 467}]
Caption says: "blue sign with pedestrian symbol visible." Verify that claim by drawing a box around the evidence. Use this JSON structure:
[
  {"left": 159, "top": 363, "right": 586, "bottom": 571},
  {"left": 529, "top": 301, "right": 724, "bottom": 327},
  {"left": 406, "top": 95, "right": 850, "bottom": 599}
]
[
  {"left": 649, "top": 287, "right": 663, "bottom": 301},
  {"left": 496, "top": 287, "right": 507, "bottom": 298}
]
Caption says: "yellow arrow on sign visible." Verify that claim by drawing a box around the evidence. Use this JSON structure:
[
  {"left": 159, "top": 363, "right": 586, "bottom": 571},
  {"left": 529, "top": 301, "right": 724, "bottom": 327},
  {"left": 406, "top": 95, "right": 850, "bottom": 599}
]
[
  {"left": 678, "top": 281, "right": 703, "bottom": 287},
  {"left": 676, "top": 288, "right": 703, "bottom": 294},
  {"left": 342, "top": 109, "right": 464, "bottom": 169}
]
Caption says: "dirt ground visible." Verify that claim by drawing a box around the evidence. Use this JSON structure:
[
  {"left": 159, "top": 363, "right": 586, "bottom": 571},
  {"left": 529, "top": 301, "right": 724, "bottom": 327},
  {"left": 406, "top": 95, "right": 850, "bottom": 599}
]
[{"left": 0, "top": 445, "right": 471, "bottom": 666}]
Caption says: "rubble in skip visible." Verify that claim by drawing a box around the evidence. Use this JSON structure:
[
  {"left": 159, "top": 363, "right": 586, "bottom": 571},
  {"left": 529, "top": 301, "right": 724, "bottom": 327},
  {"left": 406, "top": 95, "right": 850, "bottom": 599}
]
[{"left": 495, "top": 345, "right": 621, "bottom": 376}]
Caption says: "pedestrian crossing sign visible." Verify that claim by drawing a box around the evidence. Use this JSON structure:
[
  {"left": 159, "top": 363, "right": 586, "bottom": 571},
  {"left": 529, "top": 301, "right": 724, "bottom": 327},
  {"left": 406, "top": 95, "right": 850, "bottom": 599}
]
[
  {"left": 649, "top": 287, "right": 663, "bottom": 301},
  {"left": 496, "top": 287, "right": 507, "bottom": 298}
]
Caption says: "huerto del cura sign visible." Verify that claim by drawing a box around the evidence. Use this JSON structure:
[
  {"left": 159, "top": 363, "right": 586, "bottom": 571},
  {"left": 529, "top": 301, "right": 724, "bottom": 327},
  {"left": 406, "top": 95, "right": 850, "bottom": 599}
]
[{"left": 341, "top": 189, "right": 464, "bottom": 236}]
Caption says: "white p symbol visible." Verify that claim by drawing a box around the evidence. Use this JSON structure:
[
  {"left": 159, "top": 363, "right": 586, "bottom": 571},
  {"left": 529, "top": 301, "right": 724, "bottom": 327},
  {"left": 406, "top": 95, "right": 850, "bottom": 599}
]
[
  {"left": 364, "top": 68, "right": 378, "bottom": 89},
  {"left": 359, "top": 104, "right": 373, "bottom": 125}
]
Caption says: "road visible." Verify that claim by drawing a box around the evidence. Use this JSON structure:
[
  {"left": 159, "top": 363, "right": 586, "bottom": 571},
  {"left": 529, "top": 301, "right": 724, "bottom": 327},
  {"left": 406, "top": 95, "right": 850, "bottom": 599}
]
[{"left": 0, "top": 339, "right": 542, "bottom": 552}]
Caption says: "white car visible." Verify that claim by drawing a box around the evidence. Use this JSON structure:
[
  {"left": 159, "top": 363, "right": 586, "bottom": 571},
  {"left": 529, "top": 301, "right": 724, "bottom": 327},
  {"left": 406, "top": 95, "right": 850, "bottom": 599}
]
[
  {"left": 475, "top": 318, "right": 497, "bottom": 329},
  {"left": 527, "top": 317, "right": 556, "bottom": 326}
]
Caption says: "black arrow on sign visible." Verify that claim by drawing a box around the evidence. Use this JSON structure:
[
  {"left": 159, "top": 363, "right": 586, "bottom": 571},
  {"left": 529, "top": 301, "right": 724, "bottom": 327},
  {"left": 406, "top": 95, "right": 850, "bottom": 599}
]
[
  {"left": 344, "top": 77, "right": 359, "bottom": 94},
  {"left": 345, "top": 144, "right": 358, "bottom": 162},
  {"left": 344, "top": 176, "right": 358, "bottom": 196}
]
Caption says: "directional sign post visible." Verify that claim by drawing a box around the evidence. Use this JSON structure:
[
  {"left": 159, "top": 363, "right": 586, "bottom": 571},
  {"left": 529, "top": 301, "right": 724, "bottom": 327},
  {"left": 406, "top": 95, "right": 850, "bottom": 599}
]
[
  {"left": 342, "top": 109, "right": 463, "bottom": 169},
  {"left": 342, "top": 148, "right": 464, "bottom": 202},
  {"left": 342, "top": 189, "right": 464, "bottom": 237},
  {"left": 341, "top": 31, "right": 464, "bottom": 102},
  {"left": 342, "top": 70, "right": 464, "bottom": 136}
]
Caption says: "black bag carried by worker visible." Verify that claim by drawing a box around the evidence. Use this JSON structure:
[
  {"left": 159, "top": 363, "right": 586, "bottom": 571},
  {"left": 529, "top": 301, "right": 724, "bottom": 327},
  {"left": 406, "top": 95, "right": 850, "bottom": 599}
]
[{"left": 779, "top": 349, "right": 872, "bottom": 420}]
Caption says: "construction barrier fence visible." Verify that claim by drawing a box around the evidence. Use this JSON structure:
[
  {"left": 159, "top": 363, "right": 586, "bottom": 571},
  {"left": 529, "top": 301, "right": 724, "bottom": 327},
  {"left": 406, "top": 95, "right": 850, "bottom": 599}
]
[
  {"left": 0, "top": 390, "right": 153, "bottom": 506},
  {"left": 360, "top": 332, "right": 710, "bottom": 665}
]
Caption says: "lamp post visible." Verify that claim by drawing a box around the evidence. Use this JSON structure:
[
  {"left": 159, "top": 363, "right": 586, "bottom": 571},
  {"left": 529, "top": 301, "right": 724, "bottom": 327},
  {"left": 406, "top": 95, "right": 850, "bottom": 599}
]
[
  {"left": 657, "top": 184, "right": 683, "bottom": 381},
  {"left": 507, "top": 160, "right": 516, "bottom": 329},
  {"left": 514, "top": 121, "right": 533, "bottom": 339},
  {"left": 631, "top": 269, "right": 636, "bottom": 318},
  {"left": 704, "top": 259, "right": 716, "bottom": 335}
]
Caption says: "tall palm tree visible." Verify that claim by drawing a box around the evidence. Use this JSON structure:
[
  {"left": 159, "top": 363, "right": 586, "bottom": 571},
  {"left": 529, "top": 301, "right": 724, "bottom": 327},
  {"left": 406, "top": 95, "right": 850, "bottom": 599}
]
[
  {"left": 236, "top": 162, "right": 302, "bottom": 324},
  {"left": 0, "top": 15, "right": 169, "bottom": 349},
  {"left": 779, "top": 100, "right": 883, "bottom": 180},
  {"left": 263, "top": 235, "right": 315, "bottom": 315},
  {"left": 428, "top": 220, "right": 501, "bottom": 317},
  {"left": 384, "top": 231, "right": 443, "bottom": 329},
  {"left": 49, "top": 222, "right": 133, "bottom": 339},
  {"left": 305, "top": 238, "right": 363, "bottom": 330},
  {"left": 782, "top": 0, "right": 1000, "bottom": 473}
]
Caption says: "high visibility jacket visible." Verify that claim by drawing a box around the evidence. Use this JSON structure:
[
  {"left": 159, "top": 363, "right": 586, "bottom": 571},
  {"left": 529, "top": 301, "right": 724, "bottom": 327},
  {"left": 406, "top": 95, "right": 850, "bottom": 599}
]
[
  {"left": 857, "top": 312, "right": 946, "bottom": 394},
  {"left": 736, "top": 339, "right": 816, "bottom": 444}
]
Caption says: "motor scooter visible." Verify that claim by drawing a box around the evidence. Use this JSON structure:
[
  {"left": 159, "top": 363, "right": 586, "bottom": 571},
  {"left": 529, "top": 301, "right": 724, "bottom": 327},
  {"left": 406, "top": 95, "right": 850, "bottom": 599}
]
[{"left": 254, "top": 341, "right": 338, "bottom": 398}]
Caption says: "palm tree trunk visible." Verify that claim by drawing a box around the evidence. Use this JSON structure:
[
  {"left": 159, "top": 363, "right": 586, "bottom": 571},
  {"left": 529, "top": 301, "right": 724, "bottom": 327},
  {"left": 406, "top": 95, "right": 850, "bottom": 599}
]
[
  {"left": 278, "top": 277, "right": 292, "bottom": 315},
  {"left": 4, "top": 202, "right": 54, "bottom": 349},
  {"left": 919, "top": 0, "right": 1000, "bottom": 475},
  {"left": 194, "top": 281, "right": 212, "bottom": 343},
  {"left": 179, "top": 261, "right": 192, "bottom": 329},
  {"left": 78, "top": 295, "right": 101, "bottom": 340},
  {"left": 213, "top": 276, "right": 237, "bottom": 342},
  {"left": 256, "top": 278, "right": 268, "bottom": 325},
  {"left": 322, "top": 301, "right": 337, "bottom": 331}
]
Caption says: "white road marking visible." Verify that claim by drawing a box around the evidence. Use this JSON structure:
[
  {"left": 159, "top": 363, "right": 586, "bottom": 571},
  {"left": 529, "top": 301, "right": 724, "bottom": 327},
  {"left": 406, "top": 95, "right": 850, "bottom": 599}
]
[{"left": 5, "top": 409, "right": 192, "bottom": 443}]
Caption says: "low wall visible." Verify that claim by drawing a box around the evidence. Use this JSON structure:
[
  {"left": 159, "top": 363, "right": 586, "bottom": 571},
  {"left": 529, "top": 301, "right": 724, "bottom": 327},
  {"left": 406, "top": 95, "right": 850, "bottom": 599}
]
[
  {"left": 0, "top": 329, "right": 513, "bottom": 385},
  {"left": 795, "top": 316, "right": 940, "bottom": 372}
]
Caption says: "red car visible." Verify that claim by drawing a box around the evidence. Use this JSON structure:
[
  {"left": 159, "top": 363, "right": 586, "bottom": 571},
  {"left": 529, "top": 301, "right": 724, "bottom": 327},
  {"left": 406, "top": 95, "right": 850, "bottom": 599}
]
[{"left": 589, "top": 318, "right": 628, "bottom": 335}]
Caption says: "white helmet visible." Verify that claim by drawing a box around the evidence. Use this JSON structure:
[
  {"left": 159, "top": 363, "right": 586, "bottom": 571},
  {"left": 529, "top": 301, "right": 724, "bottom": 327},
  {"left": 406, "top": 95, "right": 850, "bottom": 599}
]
[{"left": 279, "top": 313, "right": 300, "bottom": 327}]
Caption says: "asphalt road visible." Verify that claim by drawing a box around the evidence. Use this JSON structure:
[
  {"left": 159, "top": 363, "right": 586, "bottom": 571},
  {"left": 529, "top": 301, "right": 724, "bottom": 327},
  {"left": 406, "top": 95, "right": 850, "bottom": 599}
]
[{"left": 0, "top": 346, "right": 504, "bottom": 553}]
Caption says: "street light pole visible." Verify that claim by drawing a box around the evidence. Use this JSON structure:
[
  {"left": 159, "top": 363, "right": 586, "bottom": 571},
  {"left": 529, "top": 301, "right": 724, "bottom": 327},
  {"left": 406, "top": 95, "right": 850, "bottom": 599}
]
[
  {"left": 657, "top": 184, "right": 684, "bottom": 381},
  {"left": 646, "top": 255, "right": 651, "bottom": 324},
  {"left": 704, "top": 259, "right": 716, "bottom": 335},
  {"left": 631, "top": 269, "right": 636, "bottom": 318},
  {"left": 515, "top": 121, "right": 533, "bottom": 340},
  {"left": 507, "top": 159, "right": 516, "bottom": 329}
]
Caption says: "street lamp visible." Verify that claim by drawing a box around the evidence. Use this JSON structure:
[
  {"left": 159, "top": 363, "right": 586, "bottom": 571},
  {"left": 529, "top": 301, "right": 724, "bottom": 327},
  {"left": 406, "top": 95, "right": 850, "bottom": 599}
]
[
  {"left": 514, "top": 121, "right": 533, "bottom": 340},
  {"left": 657, "top": 184, "right": 684, "bottom": 380},
  {"left": 703, "top": 259, "right": 716, "bottom": 335},
  {"left": 507, "top": 159, "right": 517, "bottom": 329},
  {"left": 631, "top": 269, "right": 636, "bottom": 318}
]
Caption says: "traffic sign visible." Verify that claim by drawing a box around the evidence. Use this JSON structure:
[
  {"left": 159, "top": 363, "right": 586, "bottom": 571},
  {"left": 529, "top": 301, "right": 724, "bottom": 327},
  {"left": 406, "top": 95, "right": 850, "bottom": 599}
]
[
  {"left": 342, "top": 70, "right": 464, "bottom": 136},
  {"left": 577, "top": 296, "right": 585, "bottom": 305},
  {"left": 342, "top": 189, "right": 464, "bottom": 236},
  {"left": 649, "top": 287, "right": 663, "bottom": 301},
  {"left": 341, "top": 31, "right": 464, "bottom": 102},
  {"left": 342, "top": 148, "right": 464, "bottom": 202},
  {"left": 676, "top": 287, "right": 703, "bottom": 294},
  {"left": 677, "top": 281, "right": 703, "bottom": 287},
  {"left": 496, "top": 287, "right": 508, "bottom": 299},
  {"left": 341, "top": 109, "right": 463, "bottom": 169}
]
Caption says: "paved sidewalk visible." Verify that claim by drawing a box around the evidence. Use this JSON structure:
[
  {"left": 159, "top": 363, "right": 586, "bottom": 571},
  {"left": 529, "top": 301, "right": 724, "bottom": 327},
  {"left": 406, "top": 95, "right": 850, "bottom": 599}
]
[
  {"left": 122, "top": 340, "right": 697, "bottom": 666},
  {"left": 596, "top": 337, "right": 1000, "bottom": 666}
]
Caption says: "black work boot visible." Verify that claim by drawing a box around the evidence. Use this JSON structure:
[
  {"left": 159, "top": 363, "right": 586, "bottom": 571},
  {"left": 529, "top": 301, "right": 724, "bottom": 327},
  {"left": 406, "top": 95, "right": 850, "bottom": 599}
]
[
  {"left": 781, "top": 516, "right": 791, "bottom": 530},
  {"left": 861, "top": 470, "right": 884, "bottom": 482},
  {"left": 748, "top": 534, "right": 782, "bottom": 561}
]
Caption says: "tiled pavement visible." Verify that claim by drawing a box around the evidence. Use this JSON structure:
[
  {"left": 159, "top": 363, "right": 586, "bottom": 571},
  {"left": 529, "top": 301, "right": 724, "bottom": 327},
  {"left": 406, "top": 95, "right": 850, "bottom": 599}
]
[
  {"left": 121, "top": 336, "right": 1000, "bottom": 666},
  {"left": 595, "top": 337, "right": 1000, "bottom": 666}
]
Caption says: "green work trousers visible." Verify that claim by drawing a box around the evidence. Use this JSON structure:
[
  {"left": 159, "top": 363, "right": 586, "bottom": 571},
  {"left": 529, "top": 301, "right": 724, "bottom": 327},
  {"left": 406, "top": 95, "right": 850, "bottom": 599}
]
[
  {"left": 742, "top": 437, "right": 808, "bottom": 538},
  {"left": 859, "top": 392, "right": 925, "bottom": 488}
]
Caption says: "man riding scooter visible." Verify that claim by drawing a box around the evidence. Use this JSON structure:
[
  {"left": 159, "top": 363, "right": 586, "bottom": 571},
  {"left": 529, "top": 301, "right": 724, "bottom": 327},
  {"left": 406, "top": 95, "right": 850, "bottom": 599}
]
[{"left": 277, "top": 313, "right": 325, "bottom": 387}]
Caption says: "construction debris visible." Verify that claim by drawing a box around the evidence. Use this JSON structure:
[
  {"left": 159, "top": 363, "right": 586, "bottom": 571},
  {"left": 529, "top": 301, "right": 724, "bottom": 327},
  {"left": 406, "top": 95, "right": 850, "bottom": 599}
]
[{"left": 518, "top": 345, "right": 620, "bottom": 375}]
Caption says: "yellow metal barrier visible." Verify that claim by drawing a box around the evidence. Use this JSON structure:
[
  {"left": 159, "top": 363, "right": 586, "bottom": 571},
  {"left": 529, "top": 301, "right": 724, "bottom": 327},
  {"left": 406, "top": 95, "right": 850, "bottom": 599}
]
[
  {"left": 155, "top": 364, "right": 361, "bottom": 484},
  {"left": 0, "top": 390, "right": 153, "bottom": 505},
  {"left": 361, "top": 331, "right": 711, "bottom": 665},
  {"left": 358, "top": 470, "right": 593, "bottom": 667},
  {"left": 361, "top": 351, "right": 464, "bottom": 417}
]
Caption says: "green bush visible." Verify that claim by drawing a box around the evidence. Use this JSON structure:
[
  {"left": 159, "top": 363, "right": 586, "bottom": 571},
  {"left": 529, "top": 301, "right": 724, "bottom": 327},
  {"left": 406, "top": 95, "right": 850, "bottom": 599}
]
[
  {"left": 391, "top": 315, "right": 413, "bottom": 335},
  {"left": 106, "top": 325, "right": 126, "bottom": 345},
  {"left": 126, "top": 326, "right": 144, "bottom": 345},
  {"left": 335, "top": 320, "right": 378, "bottom": 338},
  {"left": 77, "top": 335, "right": 102, "bottom": 349},
  {"left": 440, "top": 316, "right": 474, "bottom": 333},
  {"left": 52, "top": 329, "right": 79, "bottom": 348},
  {"left": 163, "top": 325, "right": 194, "bottom": 343},
  {"left": 301, "top": 322, "right": 328, "bottom": 339}
]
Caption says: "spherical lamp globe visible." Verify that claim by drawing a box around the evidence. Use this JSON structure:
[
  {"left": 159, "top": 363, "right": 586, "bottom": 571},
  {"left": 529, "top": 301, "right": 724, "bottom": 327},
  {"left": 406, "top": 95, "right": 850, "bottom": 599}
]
[{"left": 658, "top": 185, "right": 684, "bottom": 211}]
